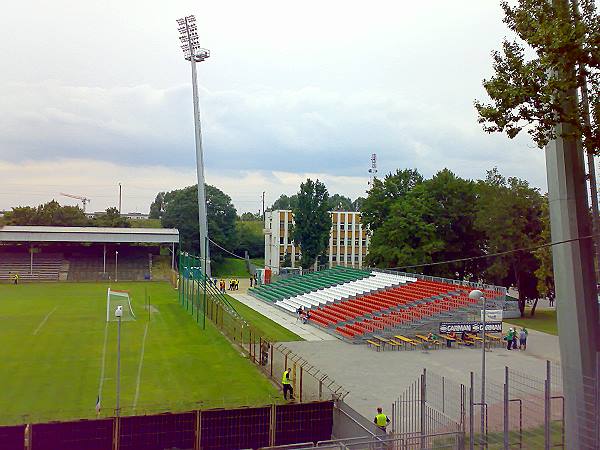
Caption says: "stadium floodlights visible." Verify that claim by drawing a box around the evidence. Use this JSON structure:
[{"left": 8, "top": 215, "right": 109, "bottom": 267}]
[
  {"left": 176, "top": 15, "right": 210, "bottom": 62},
  {"left": 106, "top": 288, "right": 136, "bottom": 322}
]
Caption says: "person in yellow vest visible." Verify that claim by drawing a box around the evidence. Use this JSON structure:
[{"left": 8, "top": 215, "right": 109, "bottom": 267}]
[
  {"left": 12, "top": 272, "right": 19, "bottom": 285},
  {"left": 282, "top": 368, "right": 294, "bottom": 400},
  {"left": 374, "top": 407, "right": 390, "bottom": 433}
]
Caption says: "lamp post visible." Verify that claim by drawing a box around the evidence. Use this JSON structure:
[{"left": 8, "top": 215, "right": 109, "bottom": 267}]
[
  {"left": 115, "top": 251, "right": 119, "bottom": 282},
  {"left": 470, "top": 289, "right": 486, "bottom": 448},
  {"left": 114, "top": 305, "right": 123, "bottom": 416},
  {"left": 176, "top": 14, "right": 211, "bottom": 278}
]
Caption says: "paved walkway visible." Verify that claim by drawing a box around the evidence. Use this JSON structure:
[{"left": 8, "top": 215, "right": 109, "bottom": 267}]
[
  {"left": 501, "top": 321, "right": 560, "bottom": 362},
  {"left": 284, "top": 338, "right": 559, "bottom": 420},
  {"left": 229, "top": 293, "right": 337, "bottom": 341}
]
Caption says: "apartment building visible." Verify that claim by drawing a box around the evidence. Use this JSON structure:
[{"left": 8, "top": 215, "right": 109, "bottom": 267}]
[{"left": 264, "top": 209, "right": 370, "bottom": 274}]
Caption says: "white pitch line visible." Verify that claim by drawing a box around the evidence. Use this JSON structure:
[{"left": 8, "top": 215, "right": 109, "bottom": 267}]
[
  {"left": 132, "top": 322, "right": 150, "bottom": 411},
  {"left": 97, "top": 322, "right": 109, "bottom": 399},
  {"left": 33, "top": 307, "right": 57, "bottom": 335}
]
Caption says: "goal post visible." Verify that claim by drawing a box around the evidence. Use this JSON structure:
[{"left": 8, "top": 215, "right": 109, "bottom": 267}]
[{"left": 107, "top": 288, "right": 136, "bottom": 322}]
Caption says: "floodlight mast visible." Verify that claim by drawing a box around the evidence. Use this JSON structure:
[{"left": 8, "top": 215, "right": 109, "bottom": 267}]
[{"left": 177, "top": 14, "right": 211, "bottom": 277}]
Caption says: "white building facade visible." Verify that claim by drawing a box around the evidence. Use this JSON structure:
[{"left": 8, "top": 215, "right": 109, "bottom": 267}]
[{"left": 264, "top": 210, "right": 370, "bottom": 274}]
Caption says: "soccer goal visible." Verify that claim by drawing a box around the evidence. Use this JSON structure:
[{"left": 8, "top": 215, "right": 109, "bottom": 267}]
[{"left": 106, "top": 288, "right": 136, "bottom": 322}]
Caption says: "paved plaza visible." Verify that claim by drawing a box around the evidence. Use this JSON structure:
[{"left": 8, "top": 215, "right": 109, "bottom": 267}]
[{"left": 233, "top": 293, "right": 561, "bottom": 419}]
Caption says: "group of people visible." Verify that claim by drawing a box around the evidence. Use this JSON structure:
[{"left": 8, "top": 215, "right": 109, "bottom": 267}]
[
  {"left": 296, "top": 306, "right": 311, "bottom": 324},
  {"left": 214, "top": 278, "right": 240, "bottom": 293},
  {"left": 505, "top": 327, "right": 528, "bottom": 350},
  {"left": 249, "top": 273, "right": 258, "bottom": 287}
]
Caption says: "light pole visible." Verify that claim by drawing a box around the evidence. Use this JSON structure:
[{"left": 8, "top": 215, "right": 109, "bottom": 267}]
[
  {"left": 470, "top": 289, "right": 486, "bottom": 448},
  {"left": 115, "top": 251, "right": 119, "bottom": 282},
  {"left": 176, "top": 14, "right": 211, "bottom": 278},
  {"left": 118, "top": 182, "right": 122, "bottom": 214},
  {"left": 114, "top": 305, "right": 123, "bottom": 416}
]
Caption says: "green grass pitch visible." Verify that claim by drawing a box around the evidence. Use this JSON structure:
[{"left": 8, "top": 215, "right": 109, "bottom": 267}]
[{"left": 0, "top": 282, "right": 281, "bottom": 425}]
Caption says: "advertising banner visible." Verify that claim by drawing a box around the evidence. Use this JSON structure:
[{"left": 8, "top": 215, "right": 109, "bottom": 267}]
[{"left": 439, "top": 321, "right": 502, "bottom": 333}]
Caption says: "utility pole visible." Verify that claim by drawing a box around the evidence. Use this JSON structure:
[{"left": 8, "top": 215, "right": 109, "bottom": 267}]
[
  {"left": 262, "top": 191, "right": 266, "bottom": 221},
  {"left": 177, "top": 15, "right": 211, "bottom": 277},
  {"left": 545, "top": 2, "right": 600, "bottom": 447}
]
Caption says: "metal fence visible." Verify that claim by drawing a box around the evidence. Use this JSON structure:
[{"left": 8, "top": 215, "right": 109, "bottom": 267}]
[
  {"left": 7, "top": 401, "right": 334, "bottom": 450},
  {"left": 176, "top": 252, "right": 349, "bottom": 404},
  {"left": 389, "top": 362, "right": 568, "bottom": 449},
  {"left": 372, "top": 269, "right": 507, "bottom": 300},
  {"left": 260, "top": 432, "right": 465, "bottom": 449}
]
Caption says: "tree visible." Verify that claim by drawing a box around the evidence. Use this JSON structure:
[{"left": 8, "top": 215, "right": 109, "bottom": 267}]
[
  {"left": 474, "top": 169, "right": 545, "bottom": 316},
  {"left": 149, "top": 192, "right": 166, "bottom": 219},
  {"left": 475, "top": 0, "right": 599, "bottom": 153},
  {"left": 420, "top": 170, "right": 484, "bottom": 279},
  {"left": 270, "top": 194, "right": 298, "bottom": 211},
  {"left": 235, "top": 220, "right": 264, "bottom": 258},
  {"left": 366, "top": 185, "right": 443, "bottom": 269},
  {"left": 352, "top": 197, "right": 366, "bottom": 211},
  {"left": 239, "top": 212, "right": 261, "bottom": 221},
  {"left": 361, "top": 169, "right": 424, "bottom": 232},
  {"left": 92, "top": 207, "right": 131, "bottom": 228},
  {"left": 6, "top": 200, "right": 90, "bottom": 226},
  {"left": 159, "top": 184, "right": 238, "bottom": 259},
  {"left": 291, "top": 179, "right": 331, "bottom": 268},
  {"left": 328, "top": 194, "right": 353, "bottom": 211},
  {"left": 365, "top": 169, "right": 483, "bottom": 277}
]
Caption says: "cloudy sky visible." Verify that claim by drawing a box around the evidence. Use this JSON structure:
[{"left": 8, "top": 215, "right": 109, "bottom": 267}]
[{"left": 0, "top": 0, "right": 549, "bottom": 214}]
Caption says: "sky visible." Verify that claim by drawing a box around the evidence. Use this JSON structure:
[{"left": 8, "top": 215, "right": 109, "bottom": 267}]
[{"left": 0, "top": 0, "right": 550, "bottom": 214}]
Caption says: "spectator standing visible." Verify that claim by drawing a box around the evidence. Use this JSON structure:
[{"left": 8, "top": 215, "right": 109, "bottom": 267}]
[
  {"left": 519, "top": 328, "right": 528, "bottom": 350},
  {"left": 374, "top": 407, "right": 390, "bottom": 433},
  {"left": 302, "top": 310, "right": 310, "bottom": 324},
  {"left": 282, "top": 368, "right": 294, "bottom": 400},
  {"left": 447, "top": 331, "right": 457, "bottom": 348},
  {"left": 254, "top": 273, "right": 258, "bottom": 286},
  {"left": 506, "top": 328, "right": 515, "bottom": 350},
  {"left": 249, "top": 276, "right": 253, "bottom": 287}
]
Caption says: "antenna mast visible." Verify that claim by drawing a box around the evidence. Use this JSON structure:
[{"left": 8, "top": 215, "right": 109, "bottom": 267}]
[{"left": 368, "top": 153, "right": 378, "bottom": 188}]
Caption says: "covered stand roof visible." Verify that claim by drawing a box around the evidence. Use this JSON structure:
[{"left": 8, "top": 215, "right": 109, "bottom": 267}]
[{"left": 0, "top": 226, "right": 179, "bottom": 244}]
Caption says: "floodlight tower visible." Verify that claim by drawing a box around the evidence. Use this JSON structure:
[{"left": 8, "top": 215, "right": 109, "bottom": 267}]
[
  {"left": 368, "top": 153, "right": 378, "bottom": 189},
  {"left": 177, "top": 15, "right": 211, "bottom": 277}
]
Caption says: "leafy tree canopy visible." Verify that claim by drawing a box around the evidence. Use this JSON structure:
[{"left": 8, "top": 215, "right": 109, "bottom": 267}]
[
  {"left": 159, "top": 184, "right": 237, "bottom": 260},
  {"left": 361, "top": 168, "right": 424, "bottom": 232},
  {"left": 475, "top": 0, "right": 600, "bottom": 153},
  {"left": 291, "top": 179, "right": 331, "bottom": 268},
  {"left": 92, "top": 207, "right": 131, "bottom": 228},
  {"left": 4, "top": 201, "right": 131, "bottom": 228}
]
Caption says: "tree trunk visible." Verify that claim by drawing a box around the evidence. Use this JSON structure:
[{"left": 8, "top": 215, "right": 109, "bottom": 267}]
[
  {"left": 514, "top": 263, "right": 525, "bottom": 317},
  {"left": 518, "top": 291, "right": 526, "bottom": 317},
  {"left": 530, "top": 298, "right": 539, "bottom": 317}
]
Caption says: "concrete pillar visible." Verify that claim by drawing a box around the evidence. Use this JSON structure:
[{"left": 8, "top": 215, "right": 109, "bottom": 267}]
[{"left": 546, "top": 100, "right": 600, "bottom": 448}]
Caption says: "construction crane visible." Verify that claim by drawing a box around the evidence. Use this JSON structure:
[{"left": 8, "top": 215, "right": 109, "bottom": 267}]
[{"left": 60, "top": 192, "right": 91, "bottom": 212}]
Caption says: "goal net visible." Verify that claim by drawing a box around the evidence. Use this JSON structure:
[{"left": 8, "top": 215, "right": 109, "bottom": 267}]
[{"left": 106, "top": 288, "right": 136, "bottom": 322}]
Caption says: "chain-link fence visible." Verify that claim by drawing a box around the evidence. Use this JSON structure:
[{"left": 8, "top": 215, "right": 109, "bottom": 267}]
[
  {"left": 388, "top": 361, "right": 568, "bottom": 449},
  {"left": 391, "top": 370, "right": 464, "bottom": 449},
  {"left": 176, "top": 252, "right": 349, "bottom": 405}
]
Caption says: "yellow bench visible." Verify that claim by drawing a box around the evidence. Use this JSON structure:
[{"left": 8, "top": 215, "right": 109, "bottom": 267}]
[
  {"left": 394, "top": 335, "right": 419, "bottom": 350},
  {"left": 366, "top": 339, "right": 382, "bottom": 351},
  {"left": 415, "top": 334, "right": 442, "bottom": 350}
]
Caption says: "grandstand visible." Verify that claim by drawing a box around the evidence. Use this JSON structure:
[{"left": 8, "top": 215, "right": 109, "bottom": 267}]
[
  {"left": 0, "top": 226, "right": 178, "bottom": 282},
  {"left": 249, "top": 267, "right": 506, "bottom": 341}
]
